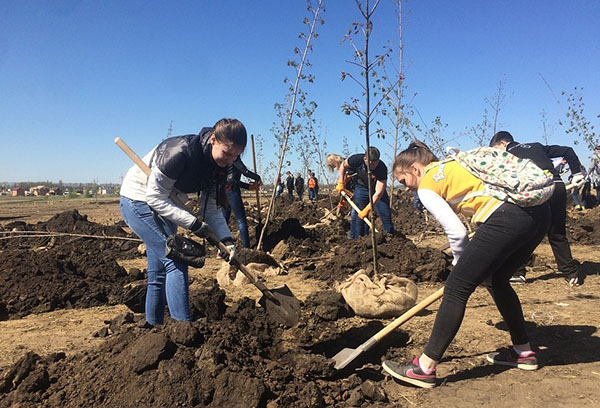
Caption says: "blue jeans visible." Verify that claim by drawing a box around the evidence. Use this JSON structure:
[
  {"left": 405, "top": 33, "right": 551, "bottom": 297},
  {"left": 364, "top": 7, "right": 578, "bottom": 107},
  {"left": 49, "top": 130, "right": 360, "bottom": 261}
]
[
  {"left": 120, "top": 197, "right": 190, "bottom": 325},
  {"left": 222, "top": 189, "right": 250, "bottom": 248},
  {"left": 308, "top": 188, "right": 317, "bottom": 201},
  {"left": 350, "top": 185, "right": 395, "bottom": 239}
]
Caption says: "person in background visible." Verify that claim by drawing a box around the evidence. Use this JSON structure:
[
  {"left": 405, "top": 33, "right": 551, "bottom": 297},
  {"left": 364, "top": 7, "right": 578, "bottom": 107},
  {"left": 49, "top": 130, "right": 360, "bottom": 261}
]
[
  {"left": 307, "top": 170, "right": 319, "bottom": 202},
  {"left": 336, "top": 147, "right": 395, "bottom": 238},
  {"left": 382, "top": 140, "right": 550, "bottom": 388},
  {"left": 275, "top": 173, "right": 284, "bottom": 198},
  {"left": 285, "top": 171, "right": 295, "bottom": 202},
  {"left": 570, "top": 165, "right": 590, "bottom": 210},
  {"left": 489, "top": 131, "right": 584, "bottom": 286},
  {"left": 295, "top": 172, "right": 305, "bottom": 201},
  {"left": 120, "top": 118, "right": 245, "bottom": 325},
  {"left": 221, "top": 157, "right": 261, "bottom": 248},
  {"left": 587, "top": 145, "right": 600, "bottom": 204}
]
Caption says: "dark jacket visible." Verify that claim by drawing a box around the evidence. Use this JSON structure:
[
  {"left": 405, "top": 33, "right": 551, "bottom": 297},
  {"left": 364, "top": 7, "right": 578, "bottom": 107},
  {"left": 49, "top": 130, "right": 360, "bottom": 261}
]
[
  {"left": 226, "top": 158, "right": 260, "bottom": 192},
  {"left": 506, "top": 141, "right": 582, "bottom": 182},
  {"left": 153, "top": 127, "right": 227, "bottom": 193},
  {"left": 295, "top": 176, "right": 305, "bottom": 192},
  {"left": 286, "top": 175, "right": 295, "bottom": 190}
]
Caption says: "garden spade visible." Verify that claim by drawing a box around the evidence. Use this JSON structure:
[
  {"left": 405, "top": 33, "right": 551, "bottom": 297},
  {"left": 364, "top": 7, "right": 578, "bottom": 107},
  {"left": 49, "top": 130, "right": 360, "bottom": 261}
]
[
  {"left": 331, "top": 287, "right": 444, "bottom": 370},
  {"left": 114, "top": 137, "right": 301, "bottom": 327}
]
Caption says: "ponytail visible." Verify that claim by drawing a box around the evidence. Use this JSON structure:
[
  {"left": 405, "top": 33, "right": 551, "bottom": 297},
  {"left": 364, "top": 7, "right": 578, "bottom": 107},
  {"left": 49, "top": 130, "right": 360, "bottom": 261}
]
[{"left": 393, "top": 141, "right": 438, "bottom": 173}]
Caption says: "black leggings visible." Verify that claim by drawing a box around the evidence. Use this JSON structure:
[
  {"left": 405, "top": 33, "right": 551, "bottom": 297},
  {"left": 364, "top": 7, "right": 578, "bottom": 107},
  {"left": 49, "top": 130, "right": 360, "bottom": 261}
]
[{"left": 424, "top": 203, "right": 551, "bottom": 361}]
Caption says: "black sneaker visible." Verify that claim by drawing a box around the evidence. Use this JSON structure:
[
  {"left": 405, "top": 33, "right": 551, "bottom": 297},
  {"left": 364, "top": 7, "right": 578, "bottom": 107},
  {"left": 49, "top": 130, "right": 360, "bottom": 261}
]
[
  {"left": 509, "top": 275, "right": 526, "bottom": 284},
  {"left": 486, "top": 347, "right": 538, "bottom": 371},
  {"left": 382, "top": 357, "right": 436, "bottom": 389}
]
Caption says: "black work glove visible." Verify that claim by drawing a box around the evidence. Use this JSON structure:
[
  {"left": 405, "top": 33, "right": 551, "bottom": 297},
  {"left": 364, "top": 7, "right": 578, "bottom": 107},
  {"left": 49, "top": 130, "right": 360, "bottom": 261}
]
[{"left": 190, "top": 219, "right": 211, "bottom": 239}]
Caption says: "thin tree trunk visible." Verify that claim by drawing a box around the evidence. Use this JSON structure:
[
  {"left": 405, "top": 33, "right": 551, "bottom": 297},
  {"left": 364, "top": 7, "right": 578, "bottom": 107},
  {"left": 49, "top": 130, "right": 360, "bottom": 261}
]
[{"left": 257, "top": 0, "right": 323, "bottom": 250}]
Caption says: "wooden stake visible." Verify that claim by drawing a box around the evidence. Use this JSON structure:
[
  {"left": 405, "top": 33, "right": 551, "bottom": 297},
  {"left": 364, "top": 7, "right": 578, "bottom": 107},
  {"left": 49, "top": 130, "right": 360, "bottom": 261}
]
[{"left": 250, "top": 134, "right": 262, "bottom": 224}]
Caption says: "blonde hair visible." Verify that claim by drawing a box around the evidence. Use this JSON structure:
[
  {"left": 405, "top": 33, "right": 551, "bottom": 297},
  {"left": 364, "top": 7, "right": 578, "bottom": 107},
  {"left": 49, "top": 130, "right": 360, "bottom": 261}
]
[
  {"left": 393, "top": 141, "right": 439, "bottom": 173},
  {"left": 326, "top": 153, "right": 344, "bottom": 171}
]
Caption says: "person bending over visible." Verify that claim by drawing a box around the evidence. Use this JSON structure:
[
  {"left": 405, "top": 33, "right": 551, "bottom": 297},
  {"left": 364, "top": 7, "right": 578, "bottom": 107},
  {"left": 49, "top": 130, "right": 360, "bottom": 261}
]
[{"left": 120, "top": 118, "right": 245, "bottom": 325}]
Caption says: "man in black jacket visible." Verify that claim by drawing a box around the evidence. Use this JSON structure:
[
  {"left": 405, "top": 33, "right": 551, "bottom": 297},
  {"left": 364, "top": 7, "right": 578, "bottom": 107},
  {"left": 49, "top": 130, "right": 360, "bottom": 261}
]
[
  {"left": 285, "top": 171, "right": 295, "bottom": 202},
  {"left": 489, "top": 131, "right": 585, "bottom": 286}
]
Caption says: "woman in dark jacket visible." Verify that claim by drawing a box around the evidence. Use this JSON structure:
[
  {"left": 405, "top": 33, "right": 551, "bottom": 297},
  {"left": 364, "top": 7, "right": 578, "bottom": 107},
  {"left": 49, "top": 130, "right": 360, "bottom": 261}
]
[
  {"left": 221, "top": 158, "right": 261, "bottom": 248},
  {"left": 120, "top": 118, "right": 246, "bottom": 325}
]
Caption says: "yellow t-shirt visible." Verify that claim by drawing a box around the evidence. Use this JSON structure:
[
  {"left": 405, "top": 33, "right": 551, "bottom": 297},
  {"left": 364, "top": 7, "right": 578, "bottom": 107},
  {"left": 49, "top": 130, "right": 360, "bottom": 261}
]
[{"left": 419, "top": 160, "right": 503, "bottom": 224}]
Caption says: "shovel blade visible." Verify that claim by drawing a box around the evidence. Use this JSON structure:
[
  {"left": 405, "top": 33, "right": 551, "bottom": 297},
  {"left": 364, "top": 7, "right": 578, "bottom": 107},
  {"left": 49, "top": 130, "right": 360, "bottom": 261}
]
[
  {"left": 331, "top": 347, "right": 363, "bottom": 370},
  {"left": 258, "top": 284, "right": 301, "bottom": 328}
]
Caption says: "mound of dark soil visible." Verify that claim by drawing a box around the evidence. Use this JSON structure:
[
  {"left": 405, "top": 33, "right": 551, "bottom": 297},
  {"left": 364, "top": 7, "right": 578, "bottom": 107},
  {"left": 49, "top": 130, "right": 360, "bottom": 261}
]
[
  {"left": 567, "top": 206, "right": 600, "bottom": 245},
  {"left": 0, "top": 282, "right": 397, "bottom": 408},
  {"left": 305, "top": 233, "right": 449, "bottom": 284},
  {"left": 0, "top": 210, "right": 139, "bottom": 320},
  {"left": 1, "top": 209, "right": 139, "bottom": 257},
  {"left": 390, "top": 191, "right": 444, "bottom": 236}
]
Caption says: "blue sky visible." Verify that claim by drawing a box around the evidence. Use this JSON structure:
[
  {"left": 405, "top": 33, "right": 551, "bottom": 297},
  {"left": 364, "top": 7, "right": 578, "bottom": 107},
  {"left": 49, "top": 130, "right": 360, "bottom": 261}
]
[{"left": 1, "top": 0, "right": 599, "bottom": 184}]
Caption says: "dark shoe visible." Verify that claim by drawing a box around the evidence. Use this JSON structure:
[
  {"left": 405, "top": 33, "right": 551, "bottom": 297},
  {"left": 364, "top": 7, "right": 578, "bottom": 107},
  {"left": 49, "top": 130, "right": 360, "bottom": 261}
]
[
  {"left": 566, "top": 276, "right": 581, "bottom": 287},
  {"left": 509, "top": 275, "right": 527, "bottom": 284},
  {"left": 382, "top": 357, "right": 436, "bottom": 389},
  {"left": 486, "top": 347, "right": 538, "bottom": 371}
]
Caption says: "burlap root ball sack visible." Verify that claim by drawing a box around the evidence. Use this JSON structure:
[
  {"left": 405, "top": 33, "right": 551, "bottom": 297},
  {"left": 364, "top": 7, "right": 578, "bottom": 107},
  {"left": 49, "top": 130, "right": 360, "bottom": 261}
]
[
  {"left": 336, "top": 269, "right": 418, "bottom": 318},
  {"left": 216, "top": 262, "right": 281, "bottom": 287}
]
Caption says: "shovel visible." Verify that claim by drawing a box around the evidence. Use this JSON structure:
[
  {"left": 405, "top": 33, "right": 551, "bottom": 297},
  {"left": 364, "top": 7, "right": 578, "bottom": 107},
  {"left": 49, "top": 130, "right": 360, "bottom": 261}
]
[
  {"left": 339, "top": 190, "right": 378, "bottom": 232},
  {"left": 115, "top": 137, "right": 301, "bottom": 327},
  {"left": 331, "top": 287, "right": 444, "bottom": 370}
]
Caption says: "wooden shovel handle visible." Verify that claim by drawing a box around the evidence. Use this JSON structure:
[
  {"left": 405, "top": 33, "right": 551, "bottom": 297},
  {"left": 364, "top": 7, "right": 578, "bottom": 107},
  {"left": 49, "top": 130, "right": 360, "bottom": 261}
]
[
  {"left": 340, "top": 190, "right": 378, "bottom": 232},
  {"left": 114, "top": 137, "right": 186, "bottom": 206},
  {"left": 373, "top": 287, "right": 444, "bottom": 342}
]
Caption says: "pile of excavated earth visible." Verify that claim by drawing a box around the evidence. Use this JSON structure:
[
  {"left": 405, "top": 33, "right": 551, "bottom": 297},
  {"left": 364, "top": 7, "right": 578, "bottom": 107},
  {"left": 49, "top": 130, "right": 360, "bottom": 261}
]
[{"left": 1, "top": 193, "right": 599, "bottom": 407}]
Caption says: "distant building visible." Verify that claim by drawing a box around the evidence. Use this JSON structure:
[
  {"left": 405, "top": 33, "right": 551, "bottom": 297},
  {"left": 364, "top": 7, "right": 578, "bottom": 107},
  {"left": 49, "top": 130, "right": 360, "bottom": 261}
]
[
  {"left": 12, "top": 187, "right": 25, "bottom": 196},
  {"left": 30, "top": 185, "right": 50, "bottom": 196}
]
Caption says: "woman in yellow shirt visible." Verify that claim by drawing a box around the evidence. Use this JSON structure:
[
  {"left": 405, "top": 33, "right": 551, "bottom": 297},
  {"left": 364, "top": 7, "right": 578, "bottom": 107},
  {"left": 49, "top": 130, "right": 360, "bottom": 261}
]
[{"left": 382, "top": 141, "right": 550, "bottom": 388}]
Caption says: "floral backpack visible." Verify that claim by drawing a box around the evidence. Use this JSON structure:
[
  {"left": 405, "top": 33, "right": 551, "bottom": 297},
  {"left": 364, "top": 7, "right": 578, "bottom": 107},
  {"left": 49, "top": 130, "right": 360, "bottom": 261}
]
[{"left": 447, "top": 146, "right": 555, "bottom": 207}]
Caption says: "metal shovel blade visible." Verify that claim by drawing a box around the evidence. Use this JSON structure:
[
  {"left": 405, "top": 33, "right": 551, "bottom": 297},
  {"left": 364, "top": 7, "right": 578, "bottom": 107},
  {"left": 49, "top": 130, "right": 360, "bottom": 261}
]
[
  {"left": 258, "top": 284, "right": 301, "bottom": 328},
  {"left": 332, "top": 334, "right": 379, "bottom": 370},
  {"left": 331, "top": 287, "right": 445, "bottom": 370}
]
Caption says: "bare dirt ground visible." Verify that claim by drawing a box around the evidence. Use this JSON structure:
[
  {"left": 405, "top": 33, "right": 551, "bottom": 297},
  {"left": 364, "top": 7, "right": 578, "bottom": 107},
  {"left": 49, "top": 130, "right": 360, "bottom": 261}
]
[{"left": 1, "top": 195, "right": 599, "bottom": 407}]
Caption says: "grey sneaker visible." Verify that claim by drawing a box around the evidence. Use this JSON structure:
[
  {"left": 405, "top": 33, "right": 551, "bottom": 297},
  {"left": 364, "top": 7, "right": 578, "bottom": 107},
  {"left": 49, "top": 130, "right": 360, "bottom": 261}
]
[
  {"left": 486, "top": 347, "right": 538, "bottom": 371},
  {"left": 382, "top": 358, "right": 436, "bottom": 389}
]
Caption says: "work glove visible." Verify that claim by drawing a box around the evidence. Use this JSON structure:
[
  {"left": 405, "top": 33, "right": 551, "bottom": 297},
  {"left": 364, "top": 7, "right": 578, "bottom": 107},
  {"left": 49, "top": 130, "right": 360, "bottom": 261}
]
[
  {"left": 248, "top": 182, "right": 261, "bottom": 191},
  {"left": 571, "top": 173, "right": 585, "bottom": 188},
  {"left": 217, "top": 238, "right": 237, "bottom": 264},
  {"left": 190, "top": 219, "right": 211, "bottom": 239},
  {"left": 358, "top": 203, "right": 372, "bottom": 220},
  {"left": 335, "top": 181, "right": 345, "bottom": 193}
]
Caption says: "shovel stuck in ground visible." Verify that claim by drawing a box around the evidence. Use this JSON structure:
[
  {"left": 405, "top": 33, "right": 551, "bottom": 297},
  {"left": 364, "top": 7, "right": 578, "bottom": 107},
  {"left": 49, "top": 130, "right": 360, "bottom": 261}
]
[
  {"left": 115, "top": 137, "right": 301, "bottom": 328},
  {"left": 331, "top": 287, "right": 444, "bottom": 370}
]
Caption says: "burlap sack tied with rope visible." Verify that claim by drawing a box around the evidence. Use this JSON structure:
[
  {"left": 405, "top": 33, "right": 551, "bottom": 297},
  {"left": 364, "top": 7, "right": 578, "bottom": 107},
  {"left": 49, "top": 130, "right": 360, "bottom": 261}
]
[{"left": 336, "top": 269, "right": 418, "bottom": 318}]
